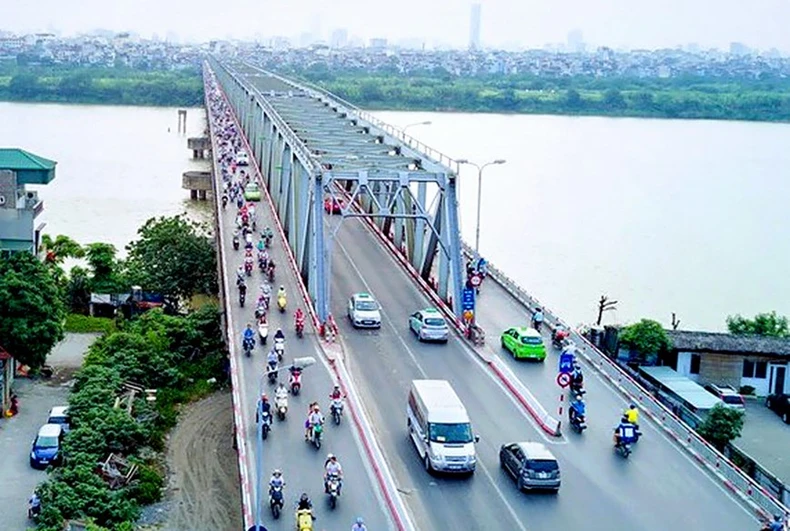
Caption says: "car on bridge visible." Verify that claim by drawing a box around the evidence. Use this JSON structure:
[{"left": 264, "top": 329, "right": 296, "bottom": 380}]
[
  {"left": 500, "top": 327, "right": 546, "bottom": 361},
  {"left": 347, "top": 292, "right": 382, "bottom": 328},
  {"left": 243, "top": 183, "right": 261, "bottom": 202},
  {"left": 235, "top": 150, "right": 249, "bottom": 166},
  {"left": 409, "top": 308, "right": 449, "bottom": 343},
  {"left": 324, "top": 197, "right": 344, "bottom": 214},
  {"left": 499, "top": 441, "right": 561, "bottom": 492}
]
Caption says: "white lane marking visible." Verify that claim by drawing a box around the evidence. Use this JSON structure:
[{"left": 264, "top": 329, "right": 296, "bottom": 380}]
[
  {"left": 335, "top": 236, "right": 429, "bottom": 380},
  {"left": 477, "top": 460, "right": 531, "bottom": 531}
]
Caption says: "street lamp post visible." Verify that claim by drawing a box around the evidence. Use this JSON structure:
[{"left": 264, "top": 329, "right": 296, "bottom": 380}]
[
  {"left": 402, "top": 120, "right": 432, "bottom": 133},
  {"left": 456, "top": 158, "right": 507, "bottom": 262}
]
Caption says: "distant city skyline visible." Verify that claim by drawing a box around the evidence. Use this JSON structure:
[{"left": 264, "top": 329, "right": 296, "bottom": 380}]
[{"left": 1, "top": 0, "right": 788, "bottom": 52}]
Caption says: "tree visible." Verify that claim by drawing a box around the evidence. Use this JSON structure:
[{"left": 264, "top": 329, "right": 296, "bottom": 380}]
[
  {"left": 66, "top": 266, "right": 92, "bottom": 314},
  {"left": 696, "top": 404, "right": 744, "bottom": 451},
  {"left": 726, "top": 311, "right": 789, "bottom": 338},
  {"left": 563, "top": 88, "right": 583, "bottom": 109},
  {"left": 618, "top": 319, "right": 671, "bottom": 364},
  {"left": 0, "top": 253, "right": 65, "bottom": 368},
  {"left": 41, "top": 234, "right": 84, "bottom": 265},
  {"left": 84, "top": 243, "right": 125, "bottom": 294},
  {"left": 125, "top": 215, "right": 217, "bottom": 302}
]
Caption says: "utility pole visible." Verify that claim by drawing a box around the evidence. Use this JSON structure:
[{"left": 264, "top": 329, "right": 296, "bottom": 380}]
[
  {"left": 596, "top": 295, "right": 618, "bottom": 325},
  {"left": 671, "top": 313, "right": 681, "bottom": 330}
]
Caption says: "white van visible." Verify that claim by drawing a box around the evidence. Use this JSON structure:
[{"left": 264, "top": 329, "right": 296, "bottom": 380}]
[{"left": 407, "top": 380, "right": 478, "bottom": 474}]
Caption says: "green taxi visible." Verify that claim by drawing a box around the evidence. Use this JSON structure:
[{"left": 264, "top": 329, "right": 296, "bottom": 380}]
[
  {"left": 501, "top": 327, "right": 546, "bottom": 361},
  {"left": 243, "top": 183, "right": 261, "bottom": 202}
]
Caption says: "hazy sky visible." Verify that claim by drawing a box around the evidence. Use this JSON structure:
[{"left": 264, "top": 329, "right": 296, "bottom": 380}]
[{"left": 1, "top": 0, "right": 788, "bottom": 51}]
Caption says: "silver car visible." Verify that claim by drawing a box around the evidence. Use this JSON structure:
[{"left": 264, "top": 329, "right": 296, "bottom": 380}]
[
  {"left": 409, "top": 308, "right": 449, "bottom": 342},
  {"left": 347, "top": 293, "right": 382, "bottom": 328}
]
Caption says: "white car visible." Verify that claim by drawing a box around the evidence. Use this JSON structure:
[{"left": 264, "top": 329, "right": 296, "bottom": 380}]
[
  {"left": 347, "top": 293, "right": 382, "bottom": 328},
  {"left": 235, "top": 151, "right": 250, "bottom": 166}
]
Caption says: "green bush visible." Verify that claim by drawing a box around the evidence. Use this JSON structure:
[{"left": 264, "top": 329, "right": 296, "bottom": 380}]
[
  {"left": 739, "top": 385, "right": 756, "bottom": 396},
  {"left": 130, "top": 464, "right": 164, "bottom": 505},
  {"left": 64, "top": 313, "right": 117, "bottom": 334}
]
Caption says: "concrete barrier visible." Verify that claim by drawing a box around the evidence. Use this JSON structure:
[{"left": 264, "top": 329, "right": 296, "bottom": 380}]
[
  {"left": 336, "top": 185, "right": 561, "bottom": 437},
  {"left": 209, "top": 67, "right": 415, "bottom": 531},
  {"left": 466, "top": 243, "right": 790, "bottom": 521}
]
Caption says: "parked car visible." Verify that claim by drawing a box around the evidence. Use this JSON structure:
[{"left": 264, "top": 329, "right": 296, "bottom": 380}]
[
  {"left": 500, "top": 327, "right": 547, "bottom": 361},
  {"left": 235, "top": 150, "right": 250, "bottom": 166},
  {"left": 30, "top": 424, "right": 64, "bottom": 469},
  {"left": 324, "top": 197, "right": 344, "bottom": 214},
  {"left": 47, "top": 406, "right": 71, "bottom": 434},
  {"left": 409, "top": 308, "right": 449, "bottom": 343},
  {"left": 499, "top": 441, "right": 561, "bottom": 492},
  {"left": 347, "top": 292, "right": 382, "bottom": 328},
  {"left": 766, "top": 393, "right": 790, "bottom": 423},
  {"left": 244, "top": 183, "right": 261, "bottom": 202},
  {"left": 704, "top": 384, "right": 745, "bottom": 411}
]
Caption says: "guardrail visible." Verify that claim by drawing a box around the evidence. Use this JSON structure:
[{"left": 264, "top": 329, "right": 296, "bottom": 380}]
[
  {"left": 463, "top": 241, "right": 789, "bottom": 521},
  {"left": 209, "top": 65, "right": 415, "bottom": 531}
]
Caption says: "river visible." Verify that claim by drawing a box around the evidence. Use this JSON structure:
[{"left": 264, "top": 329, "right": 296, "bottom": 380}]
[{"left": 1, "top": 101, "right": 787, "bottom": 331}]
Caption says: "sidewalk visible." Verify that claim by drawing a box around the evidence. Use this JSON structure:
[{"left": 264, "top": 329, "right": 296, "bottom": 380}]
[{"left": 736, "top": 400, "right": 790, "bottom": 486}]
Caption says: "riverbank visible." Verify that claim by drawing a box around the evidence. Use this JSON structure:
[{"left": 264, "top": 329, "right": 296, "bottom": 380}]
[{"left": 3, "top": 63, "right": 790, "bottom": 122}]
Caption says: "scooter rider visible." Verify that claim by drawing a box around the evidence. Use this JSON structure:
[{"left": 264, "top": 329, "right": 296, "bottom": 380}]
[
  {"left": 329, "top": 384, "right": 343, "bottom": 401},
  {"left": 243, "top": 324, "right": 255, "bottom": 345},
  {"left": 269, "top": 469, "right": 285, "bottom": 493},
  {"left": 324, "top": 453, "right": 344, "bottom": 495},
  {"left": 571, "top": 364, "right": 584, "bottom": 390},
  {"left": 306, "top": 404, "right": 324, "bottom": 441},
  {"left": 352, "top": 517, "right": 367, "bottom": 531},
  {"left": 532, "top": 307, "right": 544, "bottom": 329},
  {"left": 277, "top": 285, "right": 287, "bottom": 301},
  {"left": 570, "top": 394, "right": 586, "bottom": 423},
  {"left": 297, "top": 493, "right": 316, "bottom": 520},
  {"left": 274, "top": 328, "right": 285, "bottom": 342},
  {"left": 625, "top": 403, "right": 639, "bottom": 427},
  {"left": 267, "top": 348, "right": 279, "bottom": 371},
  {"left": 765, "top": 514, "right": 785, "bottom": 531},
  {"left": 295, "top": 308, "right": 305, "bottom": 326},
  {"left": 275, "top": 382, "right": 288, "bottom": 405},
  {"left": 28, "top": 493, "right": 41, "bottom": 519},
  {"left": 613, "top": 415, "right": 637, "bottom": 447},
  {"left": 259, "top": 394, "right": 272, "bottom": 420}
]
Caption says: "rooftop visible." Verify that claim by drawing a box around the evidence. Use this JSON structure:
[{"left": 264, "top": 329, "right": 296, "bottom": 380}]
[
  {"left": 0, "top": 148, "right": 56, "bottom": 185},
  {"left": 666, "top": 330, "right": 790, "bottom": 357}
]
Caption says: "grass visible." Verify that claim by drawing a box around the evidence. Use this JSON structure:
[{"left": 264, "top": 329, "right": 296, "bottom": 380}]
[{"left": 64, "top": 313, "right": 118, "bottom": 334}]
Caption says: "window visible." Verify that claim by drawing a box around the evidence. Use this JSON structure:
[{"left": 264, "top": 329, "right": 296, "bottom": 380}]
[
  {"left": 743, "top": 360, "right": 768, "bottom": 379},
  {"left": 428, "top": 422, "right": 473, "bottom": 444},
  {"left": 690, "top": 354, "right": 701, "bottom": 375}
]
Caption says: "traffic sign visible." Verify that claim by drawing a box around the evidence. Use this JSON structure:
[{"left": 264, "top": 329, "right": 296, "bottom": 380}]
[
  {"left": 462, "top": 288, "right": 476, "bottom": 311},
  {"left": 556, "top": 372, "right": 572, "bottom": 388},
  {"left": 463, "top": 310, "right": 474, "bottom": 322},
  {"left": 558, "top": 351, "right": 575, "bottom": 374},
  {"left": 469, "top": 274, "right": 482, "bottom": 287}
]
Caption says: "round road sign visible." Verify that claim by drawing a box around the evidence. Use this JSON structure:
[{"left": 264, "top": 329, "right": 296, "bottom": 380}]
[
  {"left": 470, "top": 274, "right": 482, "bottom": 287},
  {"left": 556, "top": 372, "right": 572, "bottom": 388}
]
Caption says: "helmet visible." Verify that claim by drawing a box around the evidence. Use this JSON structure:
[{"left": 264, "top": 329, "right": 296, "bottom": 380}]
[
  {"left": 334, "top": 384, "right": 340, "bottom": 389},
  {"left": 300, "top": 493, "right": 308, "bottom": 502},
  {"left": 273, "top": 469, "right": 281, "bottom": 476},
  {"left": 280, "top": 285, "right": 285, "bottom": 290},
  {"left": 261, "top": 394, "right": 268, "bottom": 402},
  {"left": 356, "top": 517, "right": 365, "bottom": 524},
  {"left": 327, "top": 453, "right": 336, "bottom": 461},
  {"left": 775, "top": 514, "right": 783, "bottom": 521},
  {"left": 629, "top": 403, "right": 636, "bottom": 409},
  {"left": 575, "top": 395, "right": 583, "bottom": 401},
  {"left": 621, "top": 414, "right": 629, "bottom": 423}
]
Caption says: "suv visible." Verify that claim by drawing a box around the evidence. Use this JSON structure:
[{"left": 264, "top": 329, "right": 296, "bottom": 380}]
[
  {"left": 347, "top": 293, "right": 381, "bottom": 328},
  {"left": 30, "top": 424, "right": 64, "bottom": 469},
  {"left": 409, "top": 308, "right": 449, "bottom": 343},
  {"left": 47, "top": 406, "right": 71, "bottom": 434},
  {"left": 704, "top": 384, "right": 745, "bottom": 410},
  {"left": 766, "top": 394, "right": 790, "bottom": 423}
]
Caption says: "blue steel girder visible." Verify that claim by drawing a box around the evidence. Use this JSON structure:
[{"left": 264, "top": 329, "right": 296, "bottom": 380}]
[{"left": 210, "top": 57, "right": 465, "bottom": 320}]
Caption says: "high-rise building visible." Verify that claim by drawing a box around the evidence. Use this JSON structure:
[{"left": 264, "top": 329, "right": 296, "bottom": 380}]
[
  {"left": 469, "top": 3, "right": 481, "bottom": 50},
  {"left": 729, "top": 42, "right": 750, "bottom": 56},
  {"left": 330, "top": 29, "right": 348, "bottom": 49}
]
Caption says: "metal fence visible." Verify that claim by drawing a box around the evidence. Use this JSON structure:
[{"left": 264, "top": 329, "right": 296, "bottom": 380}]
[{"left": 462, "top": 242, "right": 788, "bottom": 520}]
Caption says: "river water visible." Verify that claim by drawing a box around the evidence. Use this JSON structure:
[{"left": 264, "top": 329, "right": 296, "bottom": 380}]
[{"left": 2, "top": 101, "right": 787, "bottom": 331}]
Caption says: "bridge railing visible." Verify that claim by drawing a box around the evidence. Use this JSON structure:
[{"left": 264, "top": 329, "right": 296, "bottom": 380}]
[
  {"left": 256, "top": 68, "right": 461, "bottom": 175},
  {"left": 460, "top": 242, "right": 788, "bottom": 521}
]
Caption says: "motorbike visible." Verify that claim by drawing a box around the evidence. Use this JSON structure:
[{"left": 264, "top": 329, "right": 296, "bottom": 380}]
[
  {"left": 614, "top": 434, "right": 635, "bottom": 458},
  {"left": 258, "top": 409, "right": 271, "bottom": 439},
  {"left": 258, "top": 256, "right": 267, "bottom": 273},
  {"left": 243, "top": 337, "right": 254, "bottom": 357},
  {"left": 330, "top": 399, "right": 344, "bottom": 425},
  {"left": 274, "top": 337, "right": 285, "bottom": 362},
  {"left": 244, "top": 260, "right": 253, "bottom": 276},
  {"left": 269, "top": 485, "right": 284, "bottom": 519},
  {"left": 27, "top": 499, "right": 41, "bottom": 521},
  {"left": 310, "top": 423, "right": 323, "bottom": 449},
  {"left": 275, "top": 394, "right": 288, "bottom": 420},
  {"left": 258, "top": 321, "right": 269, "bottom": 344},
  {"left": 569, "top": 409, "right": 587, "bottom": 433},
  {"left": 296, "top": 508, "right": 314, "bottom": 531},
  {"left": 222, "top": 195, "right": 228, "bottom": 209},
  {"left": 232, "top": 235, "right": 239, "bottom": 250},
  {"left": 295, "top": 317, "right": 305, "bottom": 338},
  {"left": 532, "top": 318, "right": 543, "bottom": 332},
  {"left": 552, "top": 328, "right": 570, "bottom": 349},
  {"left": 277, "top": 294, "right": 287, "bottom": 313},
  {"left": 255, "top": 304, "right": 267, "bottom": 320},
  {"left": 326, "top": 473, "right": 341, "bottom": 509},
  {"left": 267, "top": 362, "right": 278, "bottom": 384},
  {"left": 290, "top": 368, "right": 302, "bottom": 395},
  {"left": 570, "top": 380, "right": 586, "bottom": 396}
]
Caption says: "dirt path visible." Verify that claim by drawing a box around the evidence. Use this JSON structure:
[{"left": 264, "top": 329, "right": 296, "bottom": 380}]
[{"left": 164, "top": 391, "right": 242, "bottom": 531}]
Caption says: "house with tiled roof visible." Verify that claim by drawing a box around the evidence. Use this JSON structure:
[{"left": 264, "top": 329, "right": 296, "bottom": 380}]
[
  {"left": 664, "top": 329, "right": 790, "bottom": 396},
  {"left": 0, "top": 148, "right": 57, "bottom": 256}
]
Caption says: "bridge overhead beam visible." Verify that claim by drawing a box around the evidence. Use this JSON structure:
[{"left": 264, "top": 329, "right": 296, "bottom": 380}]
[{"left": 210, "top": 57, "right": 467, "bottom": 321}]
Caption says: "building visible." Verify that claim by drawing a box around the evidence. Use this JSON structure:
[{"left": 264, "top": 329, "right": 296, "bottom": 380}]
[
  {"left": 469, "top": 3, "right": 481, "bottom": 50},
  {"left": 330, "top": 29, "right": 348, "bottom": 49},
  {"left": 0, "top": 148, "right": 56, "bottom": 257},
  {"left": 369, "top": 38, "right": 388, "bottom": 50},
  {"left": 664, "top": 330, "right": 790, "bottom": 396},
  {"left": 730, "top": 42, "right": 750, "bottom": 56},
  {"left": 567, "top": 29, "right": 585, "bottom": 53}
]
